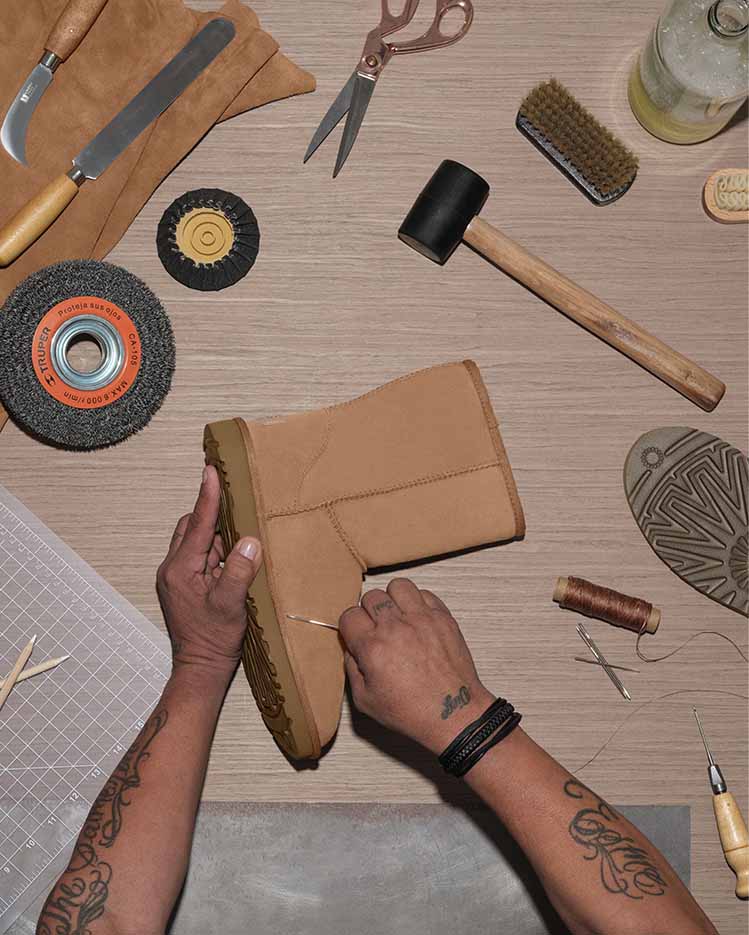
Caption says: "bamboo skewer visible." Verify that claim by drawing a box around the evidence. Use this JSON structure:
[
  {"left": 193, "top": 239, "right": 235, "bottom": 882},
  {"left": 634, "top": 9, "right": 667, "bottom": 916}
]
[
  {"left": 0, "top": 654, "right": 69, "bottom": 690},
  {"left": 0, "top": 635, "right": 36, "bottom": 713}
]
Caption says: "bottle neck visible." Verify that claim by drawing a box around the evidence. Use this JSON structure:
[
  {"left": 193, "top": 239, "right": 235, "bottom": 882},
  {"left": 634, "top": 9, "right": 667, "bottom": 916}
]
[{"left": 708, "top": 0, "right": 748, "bottom": 39}]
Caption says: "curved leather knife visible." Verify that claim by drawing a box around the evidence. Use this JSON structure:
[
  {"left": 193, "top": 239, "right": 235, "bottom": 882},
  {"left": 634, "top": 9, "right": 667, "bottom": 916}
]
[{"left": 1, "top": 0, "right": 109, "bottom": 165}]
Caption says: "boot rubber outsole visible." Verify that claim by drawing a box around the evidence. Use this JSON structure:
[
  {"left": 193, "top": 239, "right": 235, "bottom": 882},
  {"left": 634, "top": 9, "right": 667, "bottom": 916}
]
[
  {"left": 624, "top": 427, "right": 748, "bottom": 617},
  {"left": 204, "top": 418, "right": 322, "bottom": 759}
]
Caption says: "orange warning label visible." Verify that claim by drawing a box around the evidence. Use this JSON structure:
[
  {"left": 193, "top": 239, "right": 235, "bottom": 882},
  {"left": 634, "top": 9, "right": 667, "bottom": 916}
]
[{"left": 32, "top": 297, "right": 141, "bottom": 411}]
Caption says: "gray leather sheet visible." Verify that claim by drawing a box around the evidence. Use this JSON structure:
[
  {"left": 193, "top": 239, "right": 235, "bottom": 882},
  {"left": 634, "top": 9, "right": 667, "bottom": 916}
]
[{"left": 12, "top": 801, "right": 690, "bottom": 935}]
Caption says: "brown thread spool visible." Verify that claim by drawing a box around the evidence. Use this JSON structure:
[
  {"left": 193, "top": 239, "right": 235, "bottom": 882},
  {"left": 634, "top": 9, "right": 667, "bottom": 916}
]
[{"left": 553, "top": 576, "right": 661, "bottom": 635}]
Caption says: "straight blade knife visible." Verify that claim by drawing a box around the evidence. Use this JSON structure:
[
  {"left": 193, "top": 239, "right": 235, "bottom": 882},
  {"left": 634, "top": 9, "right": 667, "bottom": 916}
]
[
  {"left": 2, "top": 0, "right": 110, "bottom": 165},
  {"left": 0, "top": 17, "right": 235, "bottom": 267}
]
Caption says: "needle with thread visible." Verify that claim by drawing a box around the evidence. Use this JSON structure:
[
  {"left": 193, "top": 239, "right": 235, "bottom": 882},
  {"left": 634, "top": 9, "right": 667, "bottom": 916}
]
[{"left": 286, "top": 614, "right": 339, "bottom": 631}]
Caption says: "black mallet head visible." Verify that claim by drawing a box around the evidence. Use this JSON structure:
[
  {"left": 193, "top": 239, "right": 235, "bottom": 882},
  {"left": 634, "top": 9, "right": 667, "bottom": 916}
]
[{"left": 398, "top": 160, "right": 490, "bottom": 265}]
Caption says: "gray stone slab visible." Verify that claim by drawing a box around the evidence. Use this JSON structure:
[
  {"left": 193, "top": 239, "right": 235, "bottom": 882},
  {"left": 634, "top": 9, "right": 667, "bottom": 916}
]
[{"left": 11, "top": 802, "right": 690, "bottom": 935}]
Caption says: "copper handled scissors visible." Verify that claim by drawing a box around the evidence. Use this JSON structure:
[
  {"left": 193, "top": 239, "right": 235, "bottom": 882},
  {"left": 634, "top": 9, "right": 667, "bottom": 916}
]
[{"left": 304, "top": 0, "right": 474, "bottom": 177}]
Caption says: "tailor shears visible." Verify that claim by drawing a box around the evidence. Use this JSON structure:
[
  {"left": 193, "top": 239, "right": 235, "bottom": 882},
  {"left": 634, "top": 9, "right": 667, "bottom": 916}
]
[{"left": 304, "top": 0, "right": 474, "bottom": 177}]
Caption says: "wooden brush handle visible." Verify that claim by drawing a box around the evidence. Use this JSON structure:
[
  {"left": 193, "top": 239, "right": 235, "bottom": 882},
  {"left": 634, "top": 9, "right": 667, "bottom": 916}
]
[
  {"left": 464, "top": 216, "right": 725, "bottom": 412},
  {"left": 47, "top": 0, "right": 109, "bottom": 61},
  {"left": 0, "top": 174, "right": 80, "bottom": 267},
  {"left": 714, "top": 793, "right": 749, "bottom": 899}
]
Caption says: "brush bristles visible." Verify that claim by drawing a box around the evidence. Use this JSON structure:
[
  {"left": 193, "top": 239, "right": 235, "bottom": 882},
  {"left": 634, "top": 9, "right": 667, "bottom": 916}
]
[{"left": 519, "top": 78, "right": 638, "bottom": 198}]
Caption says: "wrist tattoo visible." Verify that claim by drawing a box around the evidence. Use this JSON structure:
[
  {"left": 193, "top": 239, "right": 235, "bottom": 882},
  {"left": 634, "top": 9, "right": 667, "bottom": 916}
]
[
  {"left": 37, "top": 708, "right": 168, "bottom": 934},
  {"left": 440, "top": 685, "right": 471, "bottom": 720},
  {"left": 564, "top": 779, "right": 668, "bottom": 899}
]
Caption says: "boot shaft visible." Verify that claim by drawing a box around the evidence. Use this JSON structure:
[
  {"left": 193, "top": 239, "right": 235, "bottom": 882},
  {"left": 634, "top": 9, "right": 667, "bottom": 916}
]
[{"left": 245, "top": 361, "right": 524, "bottom": 569}]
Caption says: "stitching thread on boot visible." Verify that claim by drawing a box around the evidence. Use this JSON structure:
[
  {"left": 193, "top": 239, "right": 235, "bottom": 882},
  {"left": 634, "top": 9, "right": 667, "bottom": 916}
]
[
  {"left": 294, "top": 409, "right": 334, "bottom": 509},
  {"left": 463, "top": 360, "right": 525, "bottom": 537},
  {"left": 266, "top": 461, "right": 506, "bottom": 519},
  {"left": 326, "top": 503, "right": 367, "bottom": 569}
]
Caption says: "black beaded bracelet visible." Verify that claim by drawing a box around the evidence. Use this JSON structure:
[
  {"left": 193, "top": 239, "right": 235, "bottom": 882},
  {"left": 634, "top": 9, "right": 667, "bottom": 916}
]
[
  {"left": 439, "top": 697, "right": 515, "bottom": 775},
  {"left": 450, "top": 712, "right": 522, "bottom": 777}
]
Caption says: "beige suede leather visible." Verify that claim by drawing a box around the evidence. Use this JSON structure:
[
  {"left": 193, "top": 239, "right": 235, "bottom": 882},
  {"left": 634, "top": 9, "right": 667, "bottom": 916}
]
[{"left": 205, "top": 361, "right": 524, "bottom": 760}]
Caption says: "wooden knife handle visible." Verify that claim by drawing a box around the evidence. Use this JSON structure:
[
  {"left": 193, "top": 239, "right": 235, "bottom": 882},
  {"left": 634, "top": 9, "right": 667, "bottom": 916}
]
[
  {"left": 46, "top": 0, "right": 109, "bottom": 61},
  {"left": 464, "top": 216, "right": 725, "bottom": 412},
  {"left": 0, "top": 174, "right": 80, "bottom": 267}
]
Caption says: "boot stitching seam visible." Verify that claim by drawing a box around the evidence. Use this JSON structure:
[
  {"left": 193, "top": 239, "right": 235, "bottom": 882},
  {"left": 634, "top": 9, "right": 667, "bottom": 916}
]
[
  {"left": 462, "top": 360, "right": 526, "bottom": 537},
  {"left": 265, "top": 460, "right": 505, "bottom": 519},
  {"left": 326, "top": 503, "right": 367, "bottom": 570},
  {"left": 293, "top": 408, "right": 334, "bottom": 509}
]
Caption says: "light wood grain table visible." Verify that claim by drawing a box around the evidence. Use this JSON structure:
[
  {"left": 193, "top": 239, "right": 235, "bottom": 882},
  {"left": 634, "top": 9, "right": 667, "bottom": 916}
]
[{"left": 1, "top": 1, "right": 747, "bottom": 931}]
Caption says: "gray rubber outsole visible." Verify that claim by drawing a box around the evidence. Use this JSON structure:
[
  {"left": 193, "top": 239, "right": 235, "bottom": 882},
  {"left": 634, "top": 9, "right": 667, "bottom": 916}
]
[{"left": 624, "top": 427, "right": 748, "bottom": 617}]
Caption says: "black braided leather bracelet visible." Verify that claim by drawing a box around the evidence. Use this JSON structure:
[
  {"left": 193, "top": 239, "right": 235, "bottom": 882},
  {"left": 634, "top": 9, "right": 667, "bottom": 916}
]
[
  {"left": 438, "top": 697, "right": 508, "bottom": 768},
  {"left": 450, "top": 712, "right": 522, "bottom": 777},
  {"left": 439, "top": 698, "right": 515, "bottom": 774}
]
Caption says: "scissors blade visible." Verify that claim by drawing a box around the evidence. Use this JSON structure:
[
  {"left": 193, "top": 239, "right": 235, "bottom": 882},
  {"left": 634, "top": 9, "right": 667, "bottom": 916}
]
[
  {"left": 333, "top": 74, "right": 376, "bottom": 178},
  {"left": 304, "top": 71, "right": 358, "bottom": 163}
]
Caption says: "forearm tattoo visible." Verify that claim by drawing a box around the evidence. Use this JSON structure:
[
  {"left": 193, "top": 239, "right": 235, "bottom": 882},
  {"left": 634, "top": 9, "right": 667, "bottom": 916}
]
[
  {"left": 441, "top": 685, "right": 471, "bottom": 720},
  {"left": 37, "top": 709, "right": 168, "bottom": 934},
  {"left": 564, "top": 779, "right": 668, "bottom": 899}
]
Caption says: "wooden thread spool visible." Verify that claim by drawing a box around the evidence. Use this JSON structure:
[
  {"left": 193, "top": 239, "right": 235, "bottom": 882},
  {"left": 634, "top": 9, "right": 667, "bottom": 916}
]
[{"left": 553, "top": 576, "right": 661, "bottom": 635}]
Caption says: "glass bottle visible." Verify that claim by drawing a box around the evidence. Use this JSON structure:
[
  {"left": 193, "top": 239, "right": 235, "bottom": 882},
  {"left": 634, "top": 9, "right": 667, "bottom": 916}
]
[{"left": 629, "top": 0, "right": 748, "bottom": 143}]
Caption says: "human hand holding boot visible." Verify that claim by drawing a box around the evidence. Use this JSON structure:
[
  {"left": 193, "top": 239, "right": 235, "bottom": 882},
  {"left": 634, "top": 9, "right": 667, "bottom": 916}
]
[
  {"left": 339, "top": 579, "right": 496, "bottom": 755},
  {"left": 157, "top": 465, "right": 262, "bottom": 686}
]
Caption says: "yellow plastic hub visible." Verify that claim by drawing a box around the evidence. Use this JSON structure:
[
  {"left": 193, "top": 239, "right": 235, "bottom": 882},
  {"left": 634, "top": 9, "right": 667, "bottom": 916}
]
[{"left": 175, "top": 207, "right": 235, "bottom": 265}]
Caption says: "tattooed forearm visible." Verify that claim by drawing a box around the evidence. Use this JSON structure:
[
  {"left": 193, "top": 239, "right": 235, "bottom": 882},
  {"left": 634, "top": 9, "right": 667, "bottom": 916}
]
[
  {"left": 564, "top": 779, "right": 668, "bottom": 899},
  {"left": 37, "top": 709, "right": 168, "bottom": 935},
  {"left": 441, "top": 685, "right": 471, "bottom": 720}
]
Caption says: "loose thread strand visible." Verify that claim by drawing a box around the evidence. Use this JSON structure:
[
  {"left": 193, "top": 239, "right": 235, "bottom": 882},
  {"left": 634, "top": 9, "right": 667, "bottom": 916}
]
[
  {"left": 574, "top": 689, "right": 749, "bottom": 775},
  {"left": 635, "top": 627, "right": 748, "bottom": 664}
]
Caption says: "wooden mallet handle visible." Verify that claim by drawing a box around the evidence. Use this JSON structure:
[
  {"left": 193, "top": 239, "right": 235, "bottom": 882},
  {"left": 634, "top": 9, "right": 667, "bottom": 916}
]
[
  {"left": 398, "top": 161, "right": 725, "bottom": 412},
  {"left": 0, "top": 173, "right": 81, "bottom": 267},
  {"left": 464, "top": 216, "right": 725, "bottom": 411}
]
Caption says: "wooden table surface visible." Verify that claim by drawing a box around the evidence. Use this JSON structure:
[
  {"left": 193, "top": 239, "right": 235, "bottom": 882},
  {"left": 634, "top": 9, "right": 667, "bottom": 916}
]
[{"left": 1, "top": 1, "right": 747, "bottom": 931}]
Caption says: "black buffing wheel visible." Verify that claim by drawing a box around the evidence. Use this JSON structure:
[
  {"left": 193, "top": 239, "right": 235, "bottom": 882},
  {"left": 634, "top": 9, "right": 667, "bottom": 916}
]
[
  {"left": 0, "top": 260, "right": 175, "bottom": 450},
  {"left": 157, "top": 189, "right": 260, "bottom": 291}
]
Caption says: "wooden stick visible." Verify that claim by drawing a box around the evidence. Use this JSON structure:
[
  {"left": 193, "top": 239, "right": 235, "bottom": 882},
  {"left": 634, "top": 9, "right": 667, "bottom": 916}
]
[
  {"left": 0, "top": 635, "right": 36, "bottom": 713},
  {"left": 0, "top": 654, "right": 69, "bottom": 689}
]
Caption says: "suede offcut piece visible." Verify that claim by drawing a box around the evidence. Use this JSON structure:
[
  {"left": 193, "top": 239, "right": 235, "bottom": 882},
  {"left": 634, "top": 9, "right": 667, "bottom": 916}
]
[{"left": 0, "top": 0, "right": 315, "bottom": 296}]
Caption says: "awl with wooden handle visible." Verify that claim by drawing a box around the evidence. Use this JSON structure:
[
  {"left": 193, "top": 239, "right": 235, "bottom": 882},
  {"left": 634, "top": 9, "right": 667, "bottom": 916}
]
[
  {"left": 398, "top": 160, "right": 726, "bottom": 412},
  {"left": 694, "top": 707, "right": 749, "bottom": 899},
  {"left": 0, "top": 17, "right": 236, "bottom": 267},
  {"left": 1, "top": 0, "right": 110, "bottom": 165}
]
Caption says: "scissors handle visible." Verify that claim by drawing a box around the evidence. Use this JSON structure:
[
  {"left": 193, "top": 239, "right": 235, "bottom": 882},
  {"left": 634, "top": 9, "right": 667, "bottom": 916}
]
[
  {"left": 390, "top": 0, "right": 474, "bottom": 54},
  {"left": 379, "top": 0, "right": 421, "bottom": 38}
]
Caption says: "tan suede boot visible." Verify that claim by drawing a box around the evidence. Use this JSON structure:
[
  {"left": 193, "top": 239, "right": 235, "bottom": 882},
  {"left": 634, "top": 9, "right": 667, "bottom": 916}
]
[{"left": 204, "top": 361, "right": 524, "bottom": 760}]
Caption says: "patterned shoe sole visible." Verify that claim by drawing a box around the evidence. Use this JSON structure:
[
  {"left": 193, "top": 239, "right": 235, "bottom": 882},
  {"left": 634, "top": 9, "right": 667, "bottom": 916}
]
[
  {"left": 624, "top": 427, "right": 748, "bottom": 616},
  {"left": 204, "top": 419, "right": 321, "bottom": 759}
]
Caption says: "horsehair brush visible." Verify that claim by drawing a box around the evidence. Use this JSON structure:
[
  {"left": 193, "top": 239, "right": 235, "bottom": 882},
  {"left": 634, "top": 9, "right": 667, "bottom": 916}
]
[
  {"left": 398, "top": 160, "right": 725, "bottom": 412},
  {"left": 0, "top": 260, "right": 175, "bottom": 450},
  {"left": 517, "top": 78, "right": 639, "bottom": 206}
]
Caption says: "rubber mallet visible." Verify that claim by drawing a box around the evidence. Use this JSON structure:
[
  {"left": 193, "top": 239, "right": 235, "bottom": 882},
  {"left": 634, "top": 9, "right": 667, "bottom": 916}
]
[{"left": 398, "top": 160, "right": 725, "bottom": 412}]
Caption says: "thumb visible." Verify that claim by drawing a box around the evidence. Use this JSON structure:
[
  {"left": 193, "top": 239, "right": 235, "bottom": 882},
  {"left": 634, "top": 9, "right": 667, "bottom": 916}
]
[{"left": 214, "top": 537, "right": 262, "bottom": 605}]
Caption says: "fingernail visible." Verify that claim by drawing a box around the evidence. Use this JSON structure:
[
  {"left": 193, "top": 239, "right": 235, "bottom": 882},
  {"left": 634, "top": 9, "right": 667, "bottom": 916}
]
[
  {"left": 202, "top": 466, "right": 210, "bottom": 484},
  {"left": 238, "top": 539, "right": 258, "bottom": 560}
]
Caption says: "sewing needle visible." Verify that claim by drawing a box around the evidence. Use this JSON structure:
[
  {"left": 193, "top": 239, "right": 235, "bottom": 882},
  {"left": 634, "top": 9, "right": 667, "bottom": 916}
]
[{"left": 576, "top": 623, "right": 631, "bottom": 701}]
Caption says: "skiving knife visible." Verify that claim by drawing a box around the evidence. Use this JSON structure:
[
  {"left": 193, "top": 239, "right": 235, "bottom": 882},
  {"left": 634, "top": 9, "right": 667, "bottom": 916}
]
[
  {"left": 2, "top": 0, "right": 110, "bottom": 165},
  {"left": 0, "top": 17, "right": 236, "bottom": 267}
]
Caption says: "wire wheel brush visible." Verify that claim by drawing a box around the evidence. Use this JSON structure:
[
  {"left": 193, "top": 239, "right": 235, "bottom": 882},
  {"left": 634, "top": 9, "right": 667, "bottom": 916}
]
[{"left": 0, "top": 260, "right": 175, "bottom": 450}]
